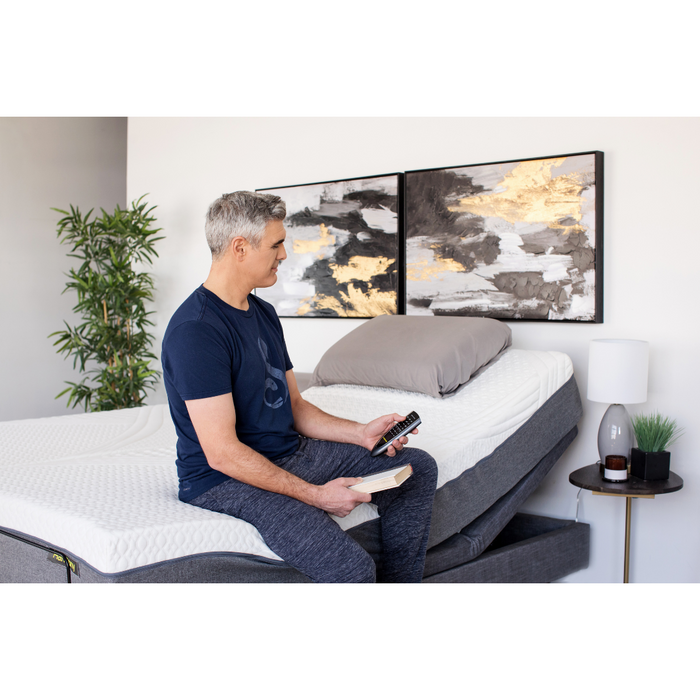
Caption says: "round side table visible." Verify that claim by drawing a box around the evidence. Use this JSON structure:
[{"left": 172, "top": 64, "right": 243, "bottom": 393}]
[{"left": 569, "top": 464, "right": 683, "bottom": 583}]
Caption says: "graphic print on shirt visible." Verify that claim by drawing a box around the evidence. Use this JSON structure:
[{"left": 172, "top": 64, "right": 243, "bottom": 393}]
[{"left": 258, "top": 337, "right": 289, "bottom": 409}]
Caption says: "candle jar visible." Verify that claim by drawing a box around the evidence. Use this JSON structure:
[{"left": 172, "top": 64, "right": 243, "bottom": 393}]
[{"left": 603, "top": 454, "right": 628, "bottom": 482}]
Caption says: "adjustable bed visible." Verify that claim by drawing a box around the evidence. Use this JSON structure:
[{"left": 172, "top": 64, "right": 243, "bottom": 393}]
[{"left": 0, "top": 316, "right": 589, "bottom": 583}]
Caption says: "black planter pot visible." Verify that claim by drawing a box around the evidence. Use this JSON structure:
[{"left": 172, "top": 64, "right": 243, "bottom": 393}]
[{"left": 630, "top": 447, "right": 670, "bottom": 481}]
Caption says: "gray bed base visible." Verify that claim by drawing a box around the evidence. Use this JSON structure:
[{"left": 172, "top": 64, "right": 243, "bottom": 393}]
[{"left": 0, "top": 376, "right": 588, "bottom": 584}]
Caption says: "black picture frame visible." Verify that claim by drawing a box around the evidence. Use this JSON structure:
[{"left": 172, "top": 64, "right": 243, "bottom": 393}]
[
  {"left": 404, "top": 151, "right": 604, "bottom": 323},
  {"left": 256, "top": 173, "right": 404, "bottom": 317}
]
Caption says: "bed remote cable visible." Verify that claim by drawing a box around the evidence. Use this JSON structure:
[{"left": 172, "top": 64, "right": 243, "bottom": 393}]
[{"left": 371, "top": 411, "right": 422, "bottom": 457}]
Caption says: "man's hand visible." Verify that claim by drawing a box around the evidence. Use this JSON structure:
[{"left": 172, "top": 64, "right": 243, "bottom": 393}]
[
  {"left": 288, "top": 373, "right": 418, "bottom": 458},
  {"left": 359, "top": 413, "right": 419, "bottom": 458},
  {"left": 313, "top": 478, "right": 371, "bottom": 517}
]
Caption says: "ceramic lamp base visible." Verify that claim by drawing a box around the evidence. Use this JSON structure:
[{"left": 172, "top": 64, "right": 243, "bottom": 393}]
[{"left": 598, "top": 403, "right": 634, "bottom": 465}]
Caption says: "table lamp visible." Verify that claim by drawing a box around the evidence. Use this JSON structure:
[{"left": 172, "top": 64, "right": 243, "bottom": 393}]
[{"left": 587, "top": 339, "right": 649, "bottom": 481}]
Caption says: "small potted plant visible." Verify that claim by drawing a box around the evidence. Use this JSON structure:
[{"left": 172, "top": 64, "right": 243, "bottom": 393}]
[{"left": 630, "top": 412, "right": 684, "bottom": 480}]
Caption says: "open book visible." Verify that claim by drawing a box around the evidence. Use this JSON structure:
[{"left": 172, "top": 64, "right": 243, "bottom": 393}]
[{"left": 349, "top": 464, "right": 413, "bottom": 494}]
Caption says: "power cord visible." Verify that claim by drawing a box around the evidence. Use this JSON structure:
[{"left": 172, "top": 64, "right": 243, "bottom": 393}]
[{"left": 575, "top": 487, "right": 583, "bottom": 522}]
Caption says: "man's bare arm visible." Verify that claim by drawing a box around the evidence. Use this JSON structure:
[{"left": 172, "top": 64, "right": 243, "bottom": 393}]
[
  {"left": 287, "top": 370, "right": 418, "bottom": 457},
  {"left": 185, "top": 392, "right": 370, "bottom": 517}
]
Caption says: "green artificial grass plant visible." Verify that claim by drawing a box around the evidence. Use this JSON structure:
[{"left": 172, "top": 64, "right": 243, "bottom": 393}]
[{"left": 631, "top": 412, "right": 684, "bottom": 453}]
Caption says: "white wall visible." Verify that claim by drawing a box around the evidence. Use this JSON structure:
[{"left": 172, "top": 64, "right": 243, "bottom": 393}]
[
  {"left": 128, "top": 117, "right": 696, "bottom": 583},
  {"left": 0, "top": 117, "right": 127, "bottom": 421}
]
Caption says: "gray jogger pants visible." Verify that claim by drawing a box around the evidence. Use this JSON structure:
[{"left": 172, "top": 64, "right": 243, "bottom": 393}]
[{"left": 189, "top": 437, "right": 437, "bottom": 583}]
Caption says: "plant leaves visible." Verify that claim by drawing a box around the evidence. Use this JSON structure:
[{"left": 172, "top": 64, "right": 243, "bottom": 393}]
[{"left": 51, "top": 196, "right": 162, "bottom": 411}]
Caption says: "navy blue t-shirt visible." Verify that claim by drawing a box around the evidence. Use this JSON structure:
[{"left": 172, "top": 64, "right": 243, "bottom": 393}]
[{"left": 162, "top": 286, "right": 298, "bottom": 502}]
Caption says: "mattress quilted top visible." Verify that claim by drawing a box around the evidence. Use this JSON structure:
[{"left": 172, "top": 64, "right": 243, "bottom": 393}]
[{"left": 0, "top": 349, "right": 572, "bottom": 574}]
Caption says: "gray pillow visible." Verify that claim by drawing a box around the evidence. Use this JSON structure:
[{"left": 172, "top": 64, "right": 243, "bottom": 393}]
[{"left": 311, "top": 315, "right": 512, "bottom": 398}]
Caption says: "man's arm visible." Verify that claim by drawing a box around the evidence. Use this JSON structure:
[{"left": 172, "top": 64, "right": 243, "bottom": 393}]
[
  {"left": 287, "top": 370, "right": 418, "bottom": 457},
  {"left": 185, "top": 392, "right": 370, "bottom": 517}
]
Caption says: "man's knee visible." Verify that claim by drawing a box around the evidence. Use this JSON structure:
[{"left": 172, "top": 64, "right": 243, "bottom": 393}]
[{"left": 410, "top": 449, "right": 439, "bottom": 490}]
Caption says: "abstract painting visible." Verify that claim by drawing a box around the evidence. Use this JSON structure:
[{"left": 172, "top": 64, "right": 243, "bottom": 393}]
[
  {"left": 256, "top": 174, "right": 402, "bottom": 317},
  {"left": 404, "top": 152, "right": 603, "bottom": 322}
]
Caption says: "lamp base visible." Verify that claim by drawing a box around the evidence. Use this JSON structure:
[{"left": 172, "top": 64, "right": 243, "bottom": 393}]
[{"left": 598, "top": 403, "right": 634, "bottom": 465}]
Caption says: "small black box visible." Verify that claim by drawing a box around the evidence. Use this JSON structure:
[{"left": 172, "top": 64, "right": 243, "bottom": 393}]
[{"left": 630, "top": 447, "right": 670, "bottom": 481}]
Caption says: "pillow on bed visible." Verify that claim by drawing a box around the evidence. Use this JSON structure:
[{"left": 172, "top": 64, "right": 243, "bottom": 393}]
[{"left": 310, "top": 315, "right": 512, "bottom": 398}]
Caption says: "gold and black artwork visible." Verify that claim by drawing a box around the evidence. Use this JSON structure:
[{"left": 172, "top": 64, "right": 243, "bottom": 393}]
[
  {"left": 256, "top": 174, "right": 402, "bottom": 317},
  {"left": 405, "top": 152, "right": 603, "bottom": 322}
]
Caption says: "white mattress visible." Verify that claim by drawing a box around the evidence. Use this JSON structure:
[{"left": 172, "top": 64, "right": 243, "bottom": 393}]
[{"left": 0, "top": 349, "right": 572, "bottom": 575}]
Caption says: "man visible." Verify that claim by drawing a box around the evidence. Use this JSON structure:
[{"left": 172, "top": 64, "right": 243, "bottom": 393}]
[{"left": 162, "top": 191, "right": 437, "bottom": 583}]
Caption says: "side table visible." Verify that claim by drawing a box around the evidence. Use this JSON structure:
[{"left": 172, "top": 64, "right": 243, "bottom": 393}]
[{"left": 569, "top": 464, "right": 683, "bottom": 583}]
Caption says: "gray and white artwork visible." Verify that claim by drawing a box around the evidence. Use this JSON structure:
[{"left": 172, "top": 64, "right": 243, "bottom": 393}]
[
  {"left": 405, "top": 153, "right": 602, "bottom": 322},
  {"left": 256, "top": 175, "right": 400, "bottom": 317}
]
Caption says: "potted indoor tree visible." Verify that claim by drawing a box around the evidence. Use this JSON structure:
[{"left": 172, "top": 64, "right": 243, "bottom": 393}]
[
  {"left": 49, "top": 195, "right": 163, "bottom": 412},
  {"left": 630, "top": 412, "right": 684, "bottom": 480}
]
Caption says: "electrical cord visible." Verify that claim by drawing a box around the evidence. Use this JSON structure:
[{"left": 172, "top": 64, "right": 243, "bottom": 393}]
[{"left": 575, "top": 487, "right": 583, "bottom": 522}]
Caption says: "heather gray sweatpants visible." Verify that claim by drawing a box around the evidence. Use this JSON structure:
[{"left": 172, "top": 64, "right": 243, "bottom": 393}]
[{"left": 189, "top": 437, "right": 438, "bottom": 583}]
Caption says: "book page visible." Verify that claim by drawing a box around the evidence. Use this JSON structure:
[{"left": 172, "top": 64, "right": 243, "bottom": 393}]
[{"left": 358, "top": 465, "right": 408, "bottom": 484}]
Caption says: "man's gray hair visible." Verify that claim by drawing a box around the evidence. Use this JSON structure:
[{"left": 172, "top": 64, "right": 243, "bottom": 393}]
[{"left": 205, "top": 191, "right": 286, "bottom": 259}]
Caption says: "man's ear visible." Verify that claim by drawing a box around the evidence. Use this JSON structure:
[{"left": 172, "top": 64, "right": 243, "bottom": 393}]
[{"left": 230, "top": 236, "right": 248, "bottom": 261}]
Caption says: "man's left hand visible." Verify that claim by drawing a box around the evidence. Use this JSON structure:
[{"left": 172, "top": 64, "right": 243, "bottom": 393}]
[{"left": 360, "top": 413, "right": 418, "bottom": 457}]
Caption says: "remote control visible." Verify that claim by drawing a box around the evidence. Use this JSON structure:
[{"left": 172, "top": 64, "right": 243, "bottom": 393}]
[{"left": 370, "top": 411, "right": 422, "bottom": 457}]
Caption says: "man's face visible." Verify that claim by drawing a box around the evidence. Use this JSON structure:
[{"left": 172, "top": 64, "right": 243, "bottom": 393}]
[{"left": 246, "top": 219, "right": 287, "bottom": 289}]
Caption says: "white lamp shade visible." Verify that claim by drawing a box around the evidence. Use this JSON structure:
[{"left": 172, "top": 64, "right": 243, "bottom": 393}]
[{"left": 587, "top": 339, "right": 649, "bottom": 404}]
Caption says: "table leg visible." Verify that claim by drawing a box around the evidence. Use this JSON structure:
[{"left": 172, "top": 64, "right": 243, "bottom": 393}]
[{"left": 624, "top": 497, "right": 632, "bottom": 583}]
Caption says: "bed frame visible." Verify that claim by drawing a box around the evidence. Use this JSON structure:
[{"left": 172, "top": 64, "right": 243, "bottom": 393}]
[{"left": 0, "top": 373, "right": 589, "bottom": 584}]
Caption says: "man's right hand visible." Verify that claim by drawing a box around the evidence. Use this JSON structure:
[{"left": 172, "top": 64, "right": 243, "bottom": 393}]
[{"left": 312, "top": 478, "right": 371, "bottom": 518}]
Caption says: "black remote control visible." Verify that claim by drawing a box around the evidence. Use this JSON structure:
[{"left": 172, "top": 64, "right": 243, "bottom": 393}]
[{"left": 370, "top": 411, "right": 422, "bottom": 457}]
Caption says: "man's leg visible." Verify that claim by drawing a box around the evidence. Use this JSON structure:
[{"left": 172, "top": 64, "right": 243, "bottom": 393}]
[
  {"left": 190, "top": 476, "right": 376, "bottom": 583},
  {"left": 369, "top": 449, "right": 438, "bottom": 582},
  {"left": 284, "top": 438, "right": 438, "bottom": 583}
]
